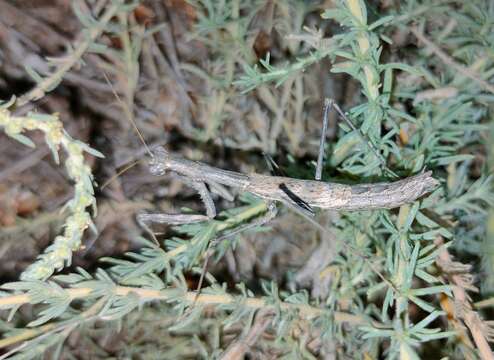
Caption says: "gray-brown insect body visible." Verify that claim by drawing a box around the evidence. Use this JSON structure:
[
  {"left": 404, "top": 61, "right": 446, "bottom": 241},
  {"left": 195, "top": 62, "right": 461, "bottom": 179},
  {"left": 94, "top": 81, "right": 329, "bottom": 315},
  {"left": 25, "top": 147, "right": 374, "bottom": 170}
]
[{"left": 150, "top": 146, "right": 439, "bottom": 212}]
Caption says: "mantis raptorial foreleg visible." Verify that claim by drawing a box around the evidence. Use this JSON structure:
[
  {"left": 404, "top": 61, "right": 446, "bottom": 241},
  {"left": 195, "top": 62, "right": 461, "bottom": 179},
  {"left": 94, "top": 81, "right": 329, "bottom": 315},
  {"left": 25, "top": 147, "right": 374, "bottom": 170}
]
[
  {"left": 136, "top": 177, "right": 218, "bottom": 244},
  {"left": 136, "top": 208, "right": 209, "bottom": 246},
  {"left": 136, "top": 212, "right": 210, "bottom": 227}
]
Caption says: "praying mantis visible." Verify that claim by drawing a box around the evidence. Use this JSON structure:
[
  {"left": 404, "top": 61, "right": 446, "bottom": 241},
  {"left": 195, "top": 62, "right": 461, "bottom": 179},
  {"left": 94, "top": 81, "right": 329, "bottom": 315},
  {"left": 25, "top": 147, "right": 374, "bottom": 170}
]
[
  {"left": 128, "top": 98, "right": 439, "bottom": 297},
  {"left": 136, "top": 99, "right": 439, "bottom": 234}
]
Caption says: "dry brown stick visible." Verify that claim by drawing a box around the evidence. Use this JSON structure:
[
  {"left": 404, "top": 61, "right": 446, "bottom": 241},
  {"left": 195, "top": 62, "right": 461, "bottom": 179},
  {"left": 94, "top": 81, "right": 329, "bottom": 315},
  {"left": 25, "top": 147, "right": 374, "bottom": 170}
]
[
  {"left": 0, "top": 0, "right": 68, "bottom": 54},
  {"left": 0, "top": 147, "right": 49, "bottom": 182},
  {"left": 436, "top": 237, "right": 494, "bottom": 360},
  {"left": 410, "top": 27, "right": 494, "bottom": 95},
  {"left": 17, "top": 2, "right": 121, "bottom": 105}
]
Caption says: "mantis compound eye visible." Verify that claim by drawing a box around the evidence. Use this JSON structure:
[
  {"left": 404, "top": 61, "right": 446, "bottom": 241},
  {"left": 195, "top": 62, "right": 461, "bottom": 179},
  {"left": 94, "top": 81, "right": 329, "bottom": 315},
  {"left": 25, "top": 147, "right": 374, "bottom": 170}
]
[
  {"left": 148, "top": 146, "right": 168, "bottom": 176},
  {"left": 148, "top": 156, "right": 166, "bottom": 176}
]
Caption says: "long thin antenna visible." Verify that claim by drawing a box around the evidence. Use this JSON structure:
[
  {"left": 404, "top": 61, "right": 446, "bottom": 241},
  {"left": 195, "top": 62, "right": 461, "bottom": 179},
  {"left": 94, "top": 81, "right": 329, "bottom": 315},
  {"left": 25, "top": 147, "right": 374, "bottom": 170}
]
[
  {"left": 101, "top": 71, "right": 153, "bottom": 158},
  {"left": 100, "top": 159, "right": 140, "bottom": 190}
]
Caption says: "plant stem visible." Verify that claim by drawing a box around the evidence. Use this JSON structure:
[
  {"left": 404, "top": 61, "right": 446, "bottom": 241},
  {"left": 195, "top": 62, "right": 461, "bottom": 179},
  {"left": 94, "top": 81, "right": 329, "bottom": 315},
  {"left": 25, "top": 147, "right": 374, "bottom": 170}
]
[{"left": 0, "top": 285, "right": 368, "bottom": 326}]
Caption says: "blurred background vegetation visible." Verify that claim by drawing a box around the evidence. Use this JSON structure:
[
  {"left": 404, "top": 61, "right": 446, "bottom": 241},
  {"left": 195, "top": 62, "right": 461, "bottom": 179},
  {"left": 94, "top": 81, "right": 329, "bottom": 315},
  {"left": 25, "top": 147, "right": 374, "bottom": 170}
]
[{"left": 0, "top": 0, "right": 493, "bottom": 359}]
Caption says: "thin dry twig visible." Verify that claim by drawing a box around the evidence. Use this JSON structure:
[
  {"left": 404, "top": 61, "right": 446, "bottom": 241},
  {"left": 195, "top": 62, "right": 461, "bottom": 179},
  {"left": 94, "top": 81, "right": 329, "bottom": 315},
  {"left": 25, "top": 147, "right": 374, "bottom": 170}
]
[
  {"left": 410, "top": 27, "right": 494, "bottom": 95},
  {"left": 17, "top": 2, "right": 121, "bottom": 106},
  {"left": 0, "top": 0, "right": 67, "bottom": 54},
  {"left": 413, "top": 86, "right": 458, "bottom": 104},
  {"left": 0, "top": 147, "right": 49, "bottom": 182},
  {"left": 220, "top": 309, "right": 275, "bottom": 360},
  {"left": 436, "top": 237, "right": 494, "bottom": 360}
]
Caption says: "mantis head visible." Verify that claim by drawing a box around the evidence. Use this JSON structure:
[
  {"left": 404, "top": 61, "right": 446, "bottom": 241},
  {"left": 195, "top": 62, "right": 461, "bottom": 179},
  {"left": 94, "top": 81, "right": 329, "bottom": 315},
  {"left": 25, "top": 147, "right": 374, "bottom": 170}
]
[{"left": 148, "top": 146, "right": 168, "bottom": 176}]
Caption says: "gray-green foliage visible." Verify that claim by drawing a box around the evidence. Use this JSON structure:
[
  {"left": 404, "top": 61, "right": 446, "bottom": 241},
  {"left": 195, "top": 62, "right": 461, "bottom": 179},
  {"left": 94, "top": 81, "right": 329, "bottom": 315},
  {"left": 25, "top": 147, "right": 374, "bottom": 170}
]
[
  {"left": 234, "top": 0, "right": 493, "bottom": 358},
  {"left": 1, "top": 0, "right": 493, "bottom": 359}
]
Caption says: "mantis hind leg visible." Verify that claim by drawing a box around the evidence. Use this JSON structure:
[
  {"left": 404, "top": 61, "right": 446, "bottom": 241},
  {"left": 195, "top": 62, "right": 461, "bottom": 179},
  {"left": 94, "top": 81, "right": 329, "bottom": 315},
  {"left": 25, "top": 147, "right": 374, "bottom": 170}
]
[
  {"left": 193, "top": 201, "right": 278, "bottom": 305},
  {"left": 214, "top": 201, "right": 278, "bottom": 244},
  {"left": 317, "top": 98, "right": 399, "bottom": 179},
  {"left": 136, "top": 212, "right": 210, "bottom": 245},
  {"left": 315, "top": 98, "right": 333, "bottom": 181}
]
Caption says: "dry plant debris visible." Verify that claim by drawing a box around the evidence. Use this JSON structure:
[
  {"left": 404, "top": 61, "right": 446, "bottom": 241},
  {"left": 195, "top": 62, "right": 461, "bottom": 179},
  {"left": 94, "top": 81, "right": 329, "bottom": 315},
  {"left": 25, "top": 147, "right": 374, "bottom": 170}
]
[{"left": 0, "top": 0, "right": 493, "bottom": 359}]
